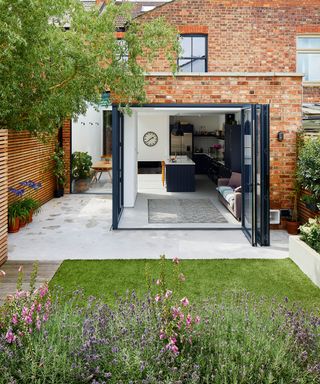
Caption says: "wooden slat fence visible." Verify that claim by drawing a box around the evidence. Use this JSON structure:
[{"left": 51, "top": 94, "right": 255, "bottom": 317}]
[
  {"left": 0, "top": 130, "right": 8, "bottom": 266},
  {"left": 8, "top": 132, "right": 56, "bottom": 205}
]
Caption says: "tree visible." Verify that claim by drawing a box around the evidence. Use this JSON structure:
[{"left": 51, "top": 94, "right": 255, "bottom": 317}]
[{"left": 0, "top": 0, "right": 179, "bottom": 136}]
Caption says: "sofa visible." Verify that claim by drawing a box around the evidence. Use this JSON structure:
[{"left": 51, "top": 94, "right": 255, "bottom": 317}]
[{"left": 216, "top": 172, "right": 242, "bottom": 221}]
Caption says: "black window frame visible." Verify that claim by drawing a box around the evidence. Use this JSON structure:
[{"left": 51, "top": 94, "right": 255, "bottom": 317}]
[{"left": 178, "top": 34, "right": 208, "bottom": 73}]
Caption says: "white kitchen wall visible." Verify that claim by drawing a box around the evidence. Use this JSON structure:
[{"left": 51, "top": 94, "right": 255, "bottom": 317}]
[
  {"left": 72, "top": 104, "right": 103, "bottom": 164},
  {"left": 124, "top": 112, "right": 138, "bottom": 207},
  {"left": 137, "top": 113, "right": 170, "bottom": 162}
]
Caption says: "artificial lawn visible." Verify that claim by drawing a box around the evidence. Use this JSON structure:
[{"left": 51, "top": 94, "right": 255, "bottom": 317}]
[{"left": 50, "top": 258, "right": 320, "bottom": 310}]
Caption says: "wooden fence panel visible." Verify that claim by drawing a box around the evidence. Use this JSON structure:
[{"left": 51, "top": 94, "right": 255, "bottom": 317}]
[
  {"left": 0, "top": 130, "right": 8, "bottom": 266},
  {"left": 8, "top": 132, "right": 56, "bottom": 205}
]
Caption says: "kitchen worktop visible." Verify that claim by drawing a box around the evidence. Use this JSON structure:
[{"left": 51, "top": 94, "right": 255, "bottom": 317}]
[
  {"left": 165, "top": 156, "right": 195, "bottom": 166},
  {"left": 193, "top": 153, "right": 225, "bottom": 166}
]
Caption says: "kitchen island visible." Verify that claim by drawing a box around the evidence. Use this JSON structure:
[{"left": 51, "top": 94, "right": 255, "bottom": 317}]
[{"left": 165, "top": 156, "right": 195, "bottom": 192}]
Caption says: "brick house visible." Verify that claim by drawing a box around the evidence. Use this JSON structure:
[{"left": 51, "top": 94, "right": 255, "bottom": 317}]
[{"left": 1, "top": 0, "right": 320, "bottom": 264}]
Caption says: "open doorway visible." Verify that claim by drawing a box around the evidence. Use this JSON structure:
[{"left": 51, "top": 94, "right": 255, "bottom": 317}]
[
  {"left": 119, "top": 107, "right": 243, "bottom": 229},
  {"left": 71, "top": 105, "right": 113, "bottom": 194},
  {"left": 113, "top": 104, "right": 270, "bottom": 246}
]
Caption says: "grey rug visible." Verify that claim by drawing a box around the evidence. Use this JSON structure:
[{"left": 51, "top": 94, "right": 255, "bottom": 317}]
[{"left": 148, "top": 199, "right": 228, "bottom": 224}]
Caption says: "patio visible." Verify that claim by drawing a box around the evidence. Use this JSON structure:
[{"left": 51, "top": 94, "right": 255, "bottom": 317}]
[{"left": 8, "top": 194, "right": 289, "bottom": 261}]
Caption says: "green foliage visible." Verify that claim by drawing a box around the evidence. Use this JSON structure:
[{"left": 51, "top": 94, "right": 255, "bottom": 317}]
[
  {"left": 0, "top": 0, "right": 179, "bottom": 136},
  {"left": 297, "top": 137, "right": 320, "bottom": 211},
  {"left": 20, "top": 198, "right": 40, "bottom": 215},
  {"left": 71, "top": 151, "right": 92, "bottom": 180},
  {"left": 52, "top": 145, "right": 66, "bottom": 187},
  {"left": 7, "top": 201, "right": 28, "bottom": 226},
  {"left": 300, "top": 217, "right": 320, "bottom": 254}
]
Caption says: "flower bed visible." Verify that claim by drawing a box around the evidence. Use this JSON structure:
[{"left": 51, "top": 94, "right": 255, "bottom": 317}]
[{"left": 1, "top": 258, "right": 320, "bottom": 383}]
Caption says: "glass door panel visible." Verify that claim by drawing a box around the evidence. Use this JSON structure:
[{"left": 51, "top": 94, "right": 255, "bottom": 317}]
[
  {"left": 242, "top": 106, "right": 254, "bottom": 244},
  {"left": 112, "top": 107, "right": 124, "bottom": 229}
]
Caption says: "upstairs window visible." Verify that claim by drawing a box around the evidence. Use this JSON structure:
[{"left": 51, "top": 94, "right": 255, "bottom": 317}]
[
  {"left": 297, "top": 36, "right": 320, "bottom": 82},
  {"left": 178, "top": 35, "right": 208, "bottom": 73},
  {"left": 116, "top": 39, "right": 129, "bottom": 62}
]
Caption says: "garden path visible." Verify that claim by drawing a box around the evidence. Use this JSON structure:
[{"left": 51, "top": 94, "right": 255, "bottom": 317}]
[{"left": 7, "top": 195, "right": 289, "bottom": 261}]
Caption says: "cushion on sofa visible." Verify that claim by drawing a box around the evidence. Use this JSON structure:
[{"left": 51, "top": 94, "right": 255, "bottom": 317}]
[
  {"left": 228, "top": 172, "right": 241, "bottom": 189},
  {"left": 216, "top": 186, "right": 233, "bottom": 196}
]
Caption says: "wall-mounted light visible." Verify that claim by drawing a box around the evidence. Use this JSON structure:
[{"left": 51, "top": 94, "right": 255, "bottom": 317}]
[{"left": 277, "top": 131, "right": 284, "bottom": 142}]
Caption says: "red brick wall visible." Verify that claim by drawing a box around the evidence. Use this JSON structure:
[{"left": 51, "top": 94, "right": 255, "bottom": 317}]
[
  {"left": 137, "top": 0, "right": 320, "bottom": 74},
  {"left": 62, "top": 120, "right": 71, "bottom": 193},
  {"left": 144, "top": 74, "right": 302, "bottom": 210},
  {"left": 303, "top": 87, "right": 320, "bottom": 104}
]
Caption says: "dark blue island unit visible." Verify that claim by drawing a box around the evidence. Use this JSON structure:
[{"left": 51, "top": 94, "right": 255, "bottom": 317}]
[{"left": 165, "top": 156, "right": 196, "bottom": 192}]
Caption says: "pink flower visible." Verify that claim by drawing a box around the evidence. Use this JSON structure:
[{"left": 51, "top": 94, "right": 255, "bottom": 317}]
[
  {"left": 171, "top": 344, "right": 179, "bottom": 354},
  {"left": 180, "top": 297, "right": 189, "bottom": 307},
  {"left": 12, "top": 314, "right": 18, "bottom": 325},
  {"left": 186, "top": 314, "right": 192, "bottom": 327},
  {"left": 36, "top": 318, "right": 41, "bottom": 331},
  {"left": 22, "top": 307, "right": 28, "bottom": 317},
  {"left": 29, "top": 328, "right": 33, "bottom": 334},
  {"left": 172, "top": 307, "right": 180, "bottom": 319},
  {"left": 25, "top": 315, "right": 32, "bottom": 325},
  {"left": 0, "top": 270, "right": 6, "bottom": 277},
  {"left": 5, "top": 329, "right": 16, "bottom": 344},
  {"left": 195, "top": 315, "right": 201, "bottom": 324},
  {"left": 165, "top": 290, "right": 172, "bottom": 299},
  {"left": 155, "top": 294, "right": 161, "bottom": 302},
  {"left": 159, "top": 330, "right": 166, "bottom": 340},
  {"left": 39, "top": 285, "right": 48, "bottom": 298},
  {"left": 172, "top": 257, "right": 180, "bottom": 264},
  {"left": 37, "top": 304, "right": 42, "bottom": 312},
  {"left": 156, "top": 279, "right": 161, "bottom": 286},
  {"left": 43, "top": 313, "right": 49, "bottom": 322}
]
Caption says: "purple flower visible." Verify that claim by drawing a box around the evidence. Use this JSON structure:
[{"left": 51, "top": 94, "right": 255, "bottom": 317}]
[
  {"left": 12, "top": 314, "right": 18, "bottom": 325},
  {"left": 5, "top": 328, "right": 16, "bottom": 344},
  {"left": 172, "top": 256, "right": 180, "bottom": 264},
  {"left": 155, "top": 294, "right": 161, "bottom": 302},
  {"left": 165, "top": 290, "right": 172, "bottom": 299}
]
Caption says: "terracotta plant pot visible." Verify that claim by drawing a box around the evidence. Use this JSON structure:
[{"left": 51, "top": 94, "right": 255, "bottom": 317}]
[
  {"left": 8, "top": 218, "right": 20, "bottom": 233},
  {"left": 74, "top": 179, "right": 90, "bottom": 193},
  {"left": 287, "top": 220, "right": 300, "bottom": 235},
  {"left": 19, "top": 217, "right": 27, "bottom": 228},
  {"left": 26, "top": 210, "right": 33, "bottom": 224}
]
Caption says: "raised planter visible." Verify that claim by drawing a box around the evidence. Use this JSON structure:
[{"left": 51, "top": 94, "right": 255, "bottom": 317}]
[{"left": 289, "top": 236, "right": 320, "bottom": 287}]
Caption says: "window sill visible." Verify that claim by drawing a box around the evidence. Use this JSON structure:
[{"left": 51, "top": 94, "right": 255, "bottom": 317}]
[{"left": 303, "top": 82, "right": 320, "bottom": 87}]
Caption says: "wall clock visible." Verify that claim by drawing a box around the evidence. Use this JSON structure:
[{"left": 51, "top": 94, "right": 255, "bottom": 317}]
[{"left": 143, "top": 131, "right": 158, "bottom": 147}]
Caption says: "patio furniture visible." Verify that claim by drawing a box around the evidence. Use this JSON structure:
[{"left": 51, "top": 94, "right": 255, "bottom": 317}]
[
  {"left": 216, "top": 172, "right": 242, "bottom": 221},
  {"left": 91, "top": 161, "right": 112, "bottom": 183}
]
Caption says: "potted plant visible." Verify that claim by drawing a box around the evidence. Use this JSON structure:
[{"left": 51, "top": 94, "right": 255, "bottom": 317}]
[
  {"left": 8, "top": 202, "right": 21, "bottom": 233},
  {"left": 52, "top": 145, "right": 66, "bottom": 198},
  {"left": 20, "top": 198, "right": 40, "bottom": 223},
  {"left": 72, "top": 151, "right": 92, "bottom": 193}
]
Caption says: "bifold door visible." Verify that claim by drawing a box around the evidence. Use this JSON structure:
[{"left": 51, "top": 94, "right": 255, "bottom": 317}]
[
  {"left": 112, "top": 107, "right": 124, "bottom": 229},
  {"left": 241, "top": 105, "right": 270, "bottom": 246}
]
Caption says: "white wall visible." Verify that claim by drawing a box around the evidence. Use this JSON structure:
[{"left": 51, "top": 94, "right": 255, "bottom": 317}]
[
  {"left": 137, "top": 114, "right": 170, "bottom": 162},
  {"left": 72, "top": 104, "right": 103, "bottom": 164},
  {"left": 124, "top": 113, "right": 138, "bottom": 207}
]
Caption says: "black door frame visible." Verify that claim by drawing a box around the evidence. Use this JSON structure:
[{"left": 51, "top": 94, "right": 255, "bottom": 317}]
[{"left": 112, "top": 103, "right": 270, "bottom": 246}]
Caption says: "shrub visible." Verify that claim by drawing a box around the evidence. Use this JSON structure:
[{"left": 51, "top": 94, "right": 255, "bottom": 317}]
[
  {"left": 297, "top": 137, "right": 320, "bottom": 211},
  {"left": 300, "top": 217, "right": 320, "bottom": 254},
  {"left": 0, "top": 258, "right": 320, "bottom": 383},
  {"left": 72, "top": 151, "right": 92, "bottom": 180}
]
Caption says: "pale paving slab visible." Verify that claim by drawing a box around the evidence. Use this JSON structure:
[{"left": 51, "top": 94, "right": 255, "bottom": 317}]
[{"left": 7, "top": 195, "right": 289, "bottom": 261}]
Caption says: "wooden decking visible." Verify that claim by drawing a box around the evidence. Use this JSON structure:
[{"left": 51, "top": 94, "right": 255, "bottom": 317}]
[{"left": 0, "top": 261, "right": 61, "bottom": 304}]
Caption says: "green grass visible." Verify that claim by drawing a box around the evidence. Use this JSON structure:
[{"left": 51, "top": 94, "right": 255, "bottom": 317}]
[{"left": 50, "top": 258, "right": 320, "bottom": 309}]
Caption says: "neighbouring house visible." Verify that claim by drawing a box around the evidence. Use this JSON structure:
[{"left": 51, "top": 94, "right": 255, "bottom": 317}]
[{"left": 1, "top": 0, "right": 320, "bottom": 264}]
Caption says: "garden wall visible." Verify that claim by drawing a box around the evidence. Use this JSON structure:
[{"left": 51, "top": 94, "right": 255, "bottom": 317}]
[
  {"left": 0, "top": 130, "right": 8, "bottom": 266},
  {"left": 8, "top": 132, "right": 56, "bottom": 205}
]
